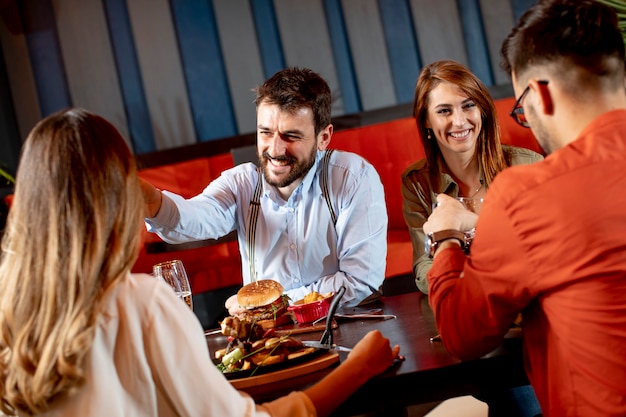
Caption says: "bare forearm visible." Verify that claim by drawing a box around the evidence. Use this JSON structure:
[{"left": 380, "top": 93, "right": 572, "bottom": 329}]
[
  {"left": 303, "top": 358, "right": 372, "bottom": 417},
  {"left": 140, "top": 178, "right": 163, "bottom": 218},
  {"left": 303, "top": 330, "right": 400, "bottom": 417}
]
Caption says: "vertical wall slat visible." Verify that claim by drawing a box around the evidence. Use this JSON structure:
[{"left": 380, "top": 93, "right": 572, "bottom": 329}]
[
  {"left": 341, "top": 0, "right": 396, "bottom": 111},
  {"left": 250, "top": 0, "right": 285, "bottom": 79},
  {"left": 212, "top": 0, "right": 263, "bottom": 135},
  {"left": 126, "top": 0, "right": 196, "bottom": 150},
  {"left": 54, "top": 0, "right": 130, "bottom": 143},
  {"left": 273, "top": 0, "right": 344, "bottom": 116},
  {"left": 512, "top": 0, "right": 536, "bottom": 21},
  {"left": 457, "top": 0, "right": 493, "bottom": 85},
  {"left": 21, "top": 0, "right": 71, "bottom": 116},
  {"left": 409, "top": 0, "right": 468, "bottom": 69},
  {"left": 171, "top": 0, "right": 237, "bottom": 141},
  {"left": 479, "top": 0, "right": 516, "bottom": 86},
  {"left": 377, "top": 0, "right": 422, "bottom": 104},
  {"left": 322, "top": 0, "right": 360, "bottom": 114},
  {"left": 102, "top": 0, "right": 155, "bottom": 154},
  {"left": 0, "top": 2, "right": 41, "bottom": 143}
]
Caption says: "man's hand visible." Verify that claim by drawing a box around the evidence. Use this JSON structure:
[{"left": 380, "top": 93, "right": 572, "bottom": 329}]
[
  {"left": 424, "top": 194, "right": 478, "bottom": 235},
  {"left": 139, "top": 178, "right": 163, "bottom": 218}
]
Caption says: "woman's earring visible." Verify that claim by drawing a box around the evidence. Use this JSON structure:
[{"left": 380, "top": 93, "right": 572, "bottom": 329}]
[{"left": 426, "top": 129, "right": 432, "bottom": 140}]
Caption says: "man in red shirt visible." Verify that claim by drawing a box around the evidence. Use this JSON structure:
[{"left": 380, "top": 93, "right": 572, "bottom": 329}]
[{"left": 423, "top": 1, "right": 626, "bottom": 416}]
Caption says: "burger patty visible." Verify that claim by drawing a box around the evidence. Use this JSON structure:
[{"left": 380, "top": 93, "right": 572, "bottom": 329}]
[
  {"left": 236, "top": 297, "right": 289, "bottom": 321},
  {"left": 221, "top": 295, "right": 291, "bottom": 339}
]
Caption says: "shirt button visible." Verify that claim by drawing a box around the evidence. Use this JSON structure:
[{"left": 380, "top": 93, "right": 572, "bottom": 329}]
[
  {"left": 293, "top": 278, "right": 300, "bottom": 283},
  {"left": 290, "top": 243, "right": 296, "bottom": 250},
  {"left": 289, "top": 208, "right": 295, "bottom": 213}
]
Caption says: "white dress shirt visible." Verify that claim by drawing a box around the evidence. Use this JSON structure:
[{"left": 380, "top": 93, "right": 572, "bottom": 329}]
[{"left": 145, "top": 150, "right": 388, "bottom": 305}]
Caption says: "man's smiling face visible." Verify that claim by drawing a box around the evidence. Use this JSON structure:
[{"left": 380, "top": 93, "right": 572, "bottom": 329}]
[{"left": 256, "top": 101, "right": 321, "bottom": 198}]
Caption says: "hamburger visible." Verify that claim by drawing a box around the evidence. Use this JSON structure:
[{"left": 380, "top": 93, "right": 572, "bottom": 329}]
[
  {"left": 215, "top": 281, "right": 314, "bottom": 373},
  {"left": 220, "top": 280, "right": 292, "bottom": 339}
]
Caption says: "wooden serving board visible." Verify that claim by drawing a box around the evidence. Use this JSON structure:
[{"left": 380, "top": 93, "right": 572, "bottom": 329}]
[
  {"left": 273, "top": 319, "right": 338, "bottom": 336},
  {"left": 229, "top": 351, "right": 340, "bottom": 389}
]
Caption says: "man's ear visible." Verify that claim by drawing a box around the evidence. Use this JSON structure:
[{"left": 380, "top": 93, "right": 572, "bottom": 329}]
[
  {"left": 532, "top": 79, "right": 554, "bottom": 115},
  {"left": 317, "top": 124, "right": 333, "bottom": 151}
]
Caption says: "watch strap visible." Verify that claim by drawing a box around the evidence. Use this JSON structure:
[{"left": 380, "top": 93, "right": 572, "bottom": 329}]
[
  {"left": 431, "top": 229, "right": 466, "bottom": 244},
  {"left": 427, "top": 229, "right": 466, "bottom": 258}
]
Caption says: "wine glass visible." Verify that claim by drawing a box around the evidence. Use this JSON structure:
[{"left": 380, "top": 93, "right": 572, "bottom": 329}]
[{"left": 153, "top": 260, "right": 193, "bottom": 310}]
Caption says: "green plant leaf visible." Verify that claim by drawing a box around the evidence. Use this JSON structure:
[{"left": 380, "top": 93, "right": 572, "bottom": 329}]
[{"left": 0, "top": 167, "right": 15, "bottom": 185}]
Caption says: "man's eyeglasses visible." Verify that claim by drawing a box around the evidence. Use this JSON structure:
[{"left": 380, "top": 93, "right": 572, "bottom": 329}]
[{"left": 509, "top": 80, "right": 549, "bottom": 128}]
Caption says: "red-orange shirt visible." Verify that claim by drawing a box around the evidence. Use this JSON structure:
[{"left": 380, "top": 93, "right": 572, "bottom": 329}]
[{"left": 428, "top": 110, "right": 626, "bottom": 417}]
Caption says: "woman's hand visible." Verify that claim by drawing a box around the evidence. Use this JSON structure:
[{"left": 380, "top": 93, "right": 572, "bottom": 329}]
[
  {"left": 345, "top": 329, "right": 401, "bottom": 378},
  {"left": 304, "top": 329, "right": 400, "bottom": 417}
]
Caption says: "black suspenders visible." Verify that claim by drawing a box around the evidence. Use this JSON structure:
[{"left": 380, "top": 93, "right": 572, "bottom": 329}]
[
  {"left": 246, "top": 149, "right": 337, "bottom": 281},
  {"left": 320, "top": 149, "right": 337, "bottom": 225}
]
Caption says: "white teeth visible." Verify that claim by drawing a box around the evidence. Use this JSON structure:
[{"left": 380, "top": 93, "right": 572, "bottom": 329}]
[
  {"left": 271, "top": 159, "right": 290, "bottom": 166},
  {"left": 450, "top": 129, "right": 470, "bottom": 138}
]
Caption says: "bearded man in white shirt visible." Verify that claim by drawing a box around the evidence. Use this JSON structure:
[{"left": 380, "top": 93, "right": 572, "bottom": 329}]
[{"left": 141, "top": 67, "right": 387, "bottom": 308}]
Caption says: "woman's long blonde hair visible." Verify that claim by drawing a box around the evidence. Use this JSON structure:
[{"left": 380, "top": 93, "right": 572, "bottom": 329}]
[
  {"left": 413, "top": 60, "right": 508, "bottom": 189},
  {"left": 0, "top": 108, "right": 144, "bottom": 414}
]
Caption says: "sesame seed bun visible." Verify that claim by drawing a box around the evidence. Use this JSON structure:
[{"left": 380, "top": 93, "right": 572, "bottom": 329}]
[{"left": 237, "top": 280, "right": 284, "bottom": 308}]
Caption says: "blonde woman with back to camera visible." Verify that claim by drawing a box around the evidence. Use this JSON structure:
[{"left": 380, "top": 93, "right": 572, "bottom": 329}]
[{"left": 0, "top": 108, "right": 399, "bottom": 416}]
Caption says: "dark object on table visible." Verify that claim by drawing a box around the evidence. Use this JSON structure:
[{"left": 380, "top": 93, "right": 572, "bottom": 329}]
[{"left": 319, "top": 286, "right": 346, "bottom": 346}]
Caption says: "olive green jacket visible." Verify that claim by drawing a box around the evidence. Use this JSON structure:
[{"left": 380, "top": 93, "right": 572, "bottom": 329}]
[{"left": 401, "top": 145, "right": 543, "bottom": 294}]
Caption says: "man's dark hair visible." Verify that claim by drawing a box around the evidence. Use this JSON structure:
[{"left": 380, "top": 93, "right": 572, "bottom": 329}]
[
  {"left": 254, "top": 67, "right": 332, "bottom": 136},
  {"left": 501, "top": 0, "right": 625, "bottom": 80}
]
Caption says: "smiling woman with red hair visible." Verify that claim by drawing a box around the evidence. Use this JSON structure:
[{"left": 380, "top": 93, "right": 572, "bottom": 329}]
[{"left": 401, "top": 59, "right": 543, "bottom": 294}]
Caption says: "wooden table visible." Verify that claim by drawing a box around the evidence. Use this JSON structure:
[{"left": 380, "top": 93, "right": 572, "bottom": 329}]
[{"left": 205, "top": 291, "right": 529, "bottom": 416}]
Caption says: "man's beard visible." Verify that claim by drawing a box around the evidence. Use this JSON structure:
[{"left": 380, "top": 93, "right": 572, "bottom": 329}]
[{"left": 260, "top": 146, "right": 317, "bottom": 188}]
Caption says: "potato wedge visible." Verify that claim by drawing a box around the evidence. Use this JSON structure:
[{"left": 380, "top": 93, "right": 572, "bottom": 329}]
[
  {"left": 258, "top": 353, "right": 285, "bottom": 366},
  {"left": 249, "top": 351, "right": 271, "bottom": 365}
]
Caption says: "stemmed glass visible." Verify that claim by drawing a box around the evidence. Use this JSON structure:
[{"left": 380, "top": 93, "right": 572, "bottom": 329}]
[{"left": 153, "top": 259, "right": 193, "bottom": 310}]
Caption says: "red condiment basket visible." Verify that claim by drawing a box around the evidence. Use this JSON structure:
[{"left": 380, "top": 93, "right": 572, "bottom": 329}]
[{"left": 288, "top": 293, "right": 335, "bottom": 324}]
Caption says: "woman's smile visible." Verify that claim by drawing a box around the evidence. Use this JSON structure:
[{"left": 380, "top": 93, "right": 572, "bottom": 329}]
[{"left": 449, "top": 129, "right": 472, "bottom": 141}]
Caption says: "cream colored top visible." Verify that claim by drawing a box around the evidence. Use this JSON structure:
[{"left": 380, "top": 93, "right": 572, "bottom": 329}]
[{"left": 32, "top": 273, "right": 316, "bottom": 417}]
